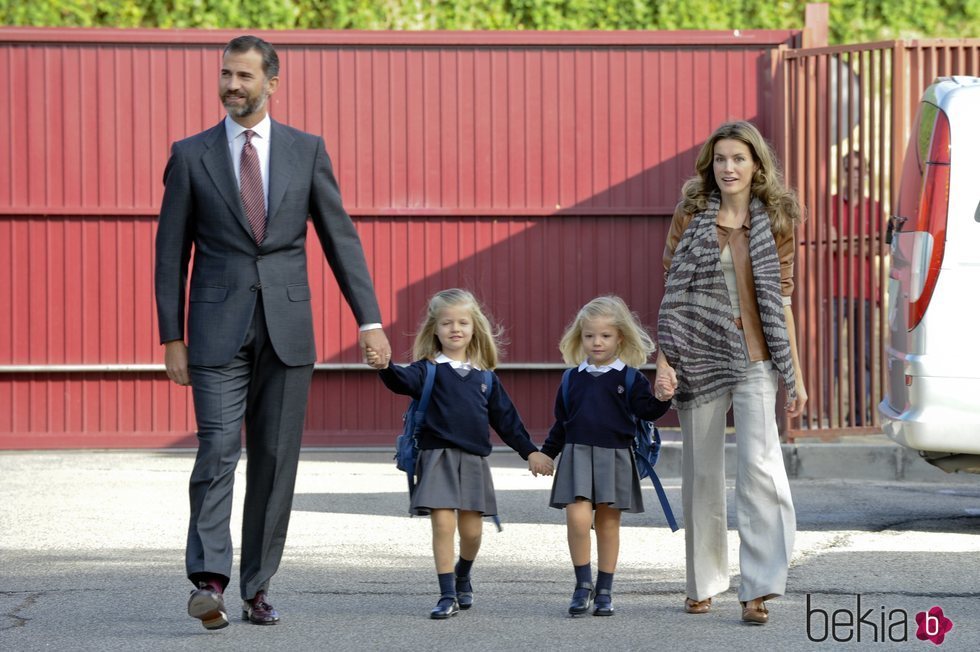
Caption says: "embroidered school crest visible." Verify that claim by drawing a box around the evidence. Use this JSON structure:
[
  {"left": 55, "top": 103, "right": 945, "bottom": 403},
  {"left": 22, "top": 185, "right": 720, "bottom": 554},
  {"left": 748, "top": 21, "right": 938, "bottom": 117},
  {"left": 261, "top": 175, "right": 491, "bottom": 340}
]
[
  {"left": 617, "top": 385, "right": 625, "bottom": 394},
  {"left": 481, "top": 383, "right": 488, "bottom": 394}
]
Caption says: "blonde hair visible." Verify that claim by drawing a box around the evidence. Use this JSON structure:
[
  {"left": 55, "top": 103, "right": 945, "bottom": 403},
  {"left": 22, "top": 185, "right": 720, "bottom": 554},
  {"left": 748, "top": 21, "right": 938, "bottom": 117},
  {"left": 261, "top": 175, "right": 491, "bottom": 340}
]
[
  {"left": 680, "top": 120, "right": 803, "bottom": 237},
  {"left": 558, "top": 295, "right": 655, "bottom": 368},
  {"left": 412, "top": 289, "right": 502, "bottom": 370}
]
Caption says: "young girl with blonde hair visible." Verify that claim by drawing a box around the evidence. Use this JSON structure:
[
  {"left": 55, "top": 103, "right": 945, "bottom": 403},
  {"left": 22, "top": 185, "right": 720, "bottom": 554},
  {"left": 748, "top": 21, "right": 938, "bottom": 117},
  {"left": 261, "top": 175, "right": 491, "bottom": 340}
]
[
  {"left": 541, "top": 295, "right": 673, "bottom": 616},
  {"left": 368, "top": 288, "right": 553, "bottom": 619}
]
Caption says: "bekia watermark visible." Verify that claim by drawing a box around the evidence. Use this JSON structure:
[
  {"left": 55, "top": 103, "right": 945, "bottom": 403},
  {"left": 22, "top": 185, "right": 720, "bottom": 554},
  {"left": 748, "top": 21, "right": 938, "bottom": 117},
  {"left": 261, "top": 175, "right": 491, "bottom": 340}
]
[{"left": 806, "top": 594, "right": 954, "bottom": 645}]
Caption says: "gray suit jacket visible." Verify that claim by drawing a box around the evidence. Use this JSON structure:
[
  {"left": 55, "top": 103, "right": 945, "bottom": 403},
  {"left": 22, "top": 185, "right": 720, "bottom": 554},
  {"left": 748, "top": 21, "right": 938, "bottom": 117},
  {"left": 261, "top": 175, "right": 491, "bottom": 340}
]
[{"left": 155, "top": 119, "right": 382, "bottom": 367}]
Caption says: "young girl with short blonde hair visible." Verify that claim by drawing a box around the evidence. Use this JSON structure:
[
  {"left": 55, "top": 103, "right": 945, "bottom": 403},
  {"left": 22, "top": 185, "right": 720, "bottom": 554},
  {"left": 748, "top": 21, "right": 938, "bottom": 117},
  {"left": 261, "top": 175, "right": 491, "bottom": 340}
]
[{"left": 542, "top": 295, "right": 672, "bottom": 617}]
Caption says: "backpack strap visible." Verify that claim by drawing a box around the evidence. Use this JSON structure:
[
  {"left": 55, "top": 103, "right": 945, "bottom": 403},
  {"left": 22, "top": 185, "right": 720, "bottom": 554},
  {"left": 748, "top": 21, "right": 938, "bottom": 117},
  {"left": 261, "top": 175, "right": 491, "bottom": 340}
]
[
  {"left": 482, "top": 369, "right": 503, "bottom": 532},
  {"left": 624, "top": 365, "right": 636, "bottom": 398},
  {"left": 634, "top": 451, "right": 679, "bottom": 532},
  {"left": 560, "top": 368, "right": 574, "bottom": 414},
  {"left": 415, "top": 360, "right": 438, "bottom": 425},
  {"left": 625, "top": 365, "right": 679, "bottom": 533},
  {"left": 404, "top": 361, "right": 437, "bottom": 499}
]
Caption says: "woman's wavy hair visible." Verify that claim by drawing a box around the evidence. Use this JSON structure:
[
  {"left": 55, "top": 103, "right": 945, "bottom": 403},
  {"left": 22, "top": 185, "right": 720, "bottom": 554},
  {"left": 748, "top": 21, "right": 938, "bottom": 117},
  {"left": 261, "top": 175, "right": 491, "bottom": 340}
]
[
  {"left": 412, "top": 288, "right": 503, "bottom": 370},
  {"left": 558, "top": 295, "right": 655, "bottom": 368},
  {"left": 680, "top": 120, "right": 803, "bottom": 236}
]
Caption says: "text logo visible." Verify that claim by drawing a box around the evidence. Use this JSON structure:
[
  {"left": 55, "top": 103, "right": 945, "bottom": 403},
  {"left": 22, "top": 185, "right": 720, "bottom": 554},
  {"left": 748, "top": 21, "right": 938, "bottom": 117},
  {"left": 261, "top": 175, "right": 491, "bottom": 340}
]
[{"left": 915, "top": 606, "right": 953, "bottom": 646}]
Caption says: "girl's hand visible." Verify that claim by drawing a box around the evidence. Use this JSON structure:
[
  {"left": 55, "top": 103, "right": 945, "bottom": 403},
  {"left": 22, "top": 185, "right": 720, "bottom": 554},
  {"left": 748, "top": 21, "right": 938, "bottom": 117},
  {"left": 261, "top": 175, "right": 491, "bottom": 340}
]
[
  {"left": 364, "top": 346, "right": 388, "bottom": 369},
  {"left": 527, "top": 452, "right": 554, "bottom": 477},
  {"left": 654, "top": 362, "right": 677, "bottom": 401}
]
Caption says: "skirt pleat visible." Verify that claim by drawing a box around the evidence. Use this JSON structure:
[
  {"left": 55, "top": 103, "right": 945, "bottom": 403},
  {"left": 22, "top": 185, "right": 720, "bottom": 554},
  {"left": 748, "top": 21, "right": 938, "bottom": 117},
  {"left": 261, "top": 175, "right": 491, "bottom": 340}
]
[
  {"left": 549, "top": 443, "right": 644, "bottom": 513},
  {"left": 410, "top": 447, "right": 497, "bottom": 516}
]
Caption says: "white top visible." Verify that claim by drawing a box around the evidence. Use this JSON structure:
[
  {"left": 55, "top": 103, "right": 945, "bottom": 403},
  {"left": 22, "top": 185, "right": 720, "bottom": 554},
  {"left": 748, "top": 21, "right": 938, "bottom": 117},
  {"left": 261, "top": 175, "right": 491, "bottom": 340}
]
[
  {"left": 578, "top": 357, "right": 625, "bottom": 374},
  {"left": 720, "top": 244, "right": 741, "bottom": 318},
  {"left": 435, "top": 353, "right": 480, "bottom": 370},
  {"left": 224, "top": 114, "right": 271, "bottom": 209}
]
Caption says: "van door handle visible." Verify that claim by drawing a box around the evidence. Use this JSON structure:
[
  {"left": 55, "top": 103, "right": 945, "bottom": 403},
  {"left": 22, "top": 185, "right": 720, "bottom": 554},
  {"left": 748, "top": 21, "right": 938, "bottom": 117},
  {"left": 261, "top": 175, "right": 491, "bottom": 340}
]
[{"left": 885, "top": 215, "right": 908, "bottom": 245}]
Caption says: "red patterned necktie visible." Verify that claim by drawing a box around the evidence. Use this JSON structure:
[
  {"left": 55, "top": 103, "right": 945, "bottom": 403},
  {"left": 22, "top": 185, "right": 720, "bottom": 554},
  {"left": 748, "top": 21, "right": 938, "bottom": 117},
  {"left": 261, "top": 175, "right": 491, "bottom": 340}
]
[{"left": 240, "top": 129, "right": 266, "bottom": 244}]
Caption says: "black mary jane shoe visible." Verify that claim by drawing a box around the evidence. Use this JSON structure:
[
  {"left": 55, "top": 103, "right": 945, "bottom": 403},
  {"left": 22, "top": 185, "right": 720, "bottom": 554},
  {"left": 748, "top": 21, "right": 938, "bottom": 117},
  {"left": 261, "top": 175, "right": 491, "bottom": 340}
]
[
  {"left": 592, "top": 588, "right": 614, "bottom": 616},
  {"left": 430, "top": 595, "right": 460, "bottom": 620},
  {"left": 568, "top": 582, "right": 595, "bottom": 616},
  {"left": 455, "top": 575, "right": 473, "bottom": 610}
]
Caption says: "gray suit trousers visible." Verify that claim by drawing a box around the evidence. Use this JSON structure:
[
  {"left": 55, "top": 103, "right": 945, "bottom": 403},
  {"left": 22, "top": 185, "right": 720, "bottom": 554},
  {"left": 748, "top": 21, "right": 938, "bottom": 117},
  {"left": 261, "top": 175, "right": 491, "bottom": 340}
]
[{"left": 186, "top": 295, "right": 313, "bottom": 600}]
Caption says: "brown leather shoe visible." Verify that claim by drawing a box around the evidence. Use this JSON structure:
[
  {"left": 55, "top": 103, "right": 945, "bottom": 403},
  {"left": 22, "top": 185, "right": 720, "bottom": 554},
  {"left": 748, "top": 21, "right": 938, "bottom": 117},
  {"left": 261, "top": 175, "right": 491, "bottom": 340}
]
[
  {"left": 684, "top": 597, "right": 711, "bottom": 614},
  {"left": 741, "top": 599, "right": 769, "bottom": 624},
  {"left": 187, "top": 581, "right": 229, "bottom": 630},
  {"left": 242, "top": 591, "right": 280, "bottom": 625}
]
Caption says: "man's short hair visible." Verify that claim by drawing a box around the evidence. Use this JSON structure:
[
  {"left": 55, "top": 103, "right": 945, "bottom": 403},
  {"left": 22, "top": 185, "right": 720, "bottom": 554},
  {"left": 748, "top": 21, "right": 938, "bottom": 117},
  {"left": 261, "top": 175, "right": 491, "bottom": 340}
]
[{"left": 224, "top": 35, "right": 280, "bottom": 79}]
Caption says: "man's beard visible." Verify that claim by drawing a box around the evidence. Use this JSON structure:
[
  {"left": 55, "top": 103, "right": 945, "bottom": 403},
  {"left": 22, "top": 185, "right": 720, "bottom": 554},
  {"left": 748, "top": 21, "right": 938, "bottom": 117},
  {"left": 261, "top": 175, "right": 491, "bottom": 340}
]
[{"left": 223, "top": 87, "right": 268, "bottom": 119}]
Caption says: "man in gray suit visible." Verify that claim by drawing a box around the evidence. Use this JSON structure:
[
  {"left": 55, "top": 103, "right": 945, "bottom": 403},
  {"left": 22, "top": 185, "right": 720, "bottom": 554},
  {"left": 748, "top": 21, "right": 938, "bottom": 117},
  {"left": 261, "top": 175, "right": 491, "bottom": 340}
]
[{"left": 155, "top": 35, "right": 391, "bottom": 630}]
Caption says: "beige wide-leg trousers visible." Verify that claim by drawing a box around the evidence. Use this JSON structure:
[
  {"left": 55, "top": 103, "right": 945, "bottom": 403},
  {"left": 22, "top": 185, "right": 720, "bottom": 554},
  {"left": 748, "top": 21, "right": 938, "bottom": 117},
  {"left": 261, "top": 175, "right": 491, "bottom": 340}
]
[{"left": 679, "top": 359, "right": 796, "bottom": 602}]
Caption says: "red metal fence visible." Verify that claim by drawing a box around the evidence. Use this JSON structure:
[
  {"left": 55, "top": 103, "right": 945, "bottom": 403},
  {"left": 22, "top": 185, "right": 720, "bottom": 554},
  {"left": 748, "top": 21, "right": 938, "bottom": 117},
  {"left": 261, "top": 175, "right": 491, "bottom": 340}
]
[
  {"left": 8, "top": 26, "right": 978, "bottom": 449},
  {"left": 0, "top": 28, "right": 798, "bottom": 448},
  {"left": 777, "top": 38, "right": 980, "bottom": 437}
]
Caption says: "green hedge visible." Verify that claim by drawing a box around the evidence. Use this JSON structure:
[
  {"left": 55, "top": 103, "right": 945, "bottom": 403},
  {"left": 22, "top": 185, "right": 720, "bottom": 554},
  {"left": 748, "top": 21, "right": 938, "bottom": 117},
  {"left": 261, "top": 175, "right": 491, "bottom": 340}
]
[{"left": 2, "top": 0, "right": 978, "bottom": 44}]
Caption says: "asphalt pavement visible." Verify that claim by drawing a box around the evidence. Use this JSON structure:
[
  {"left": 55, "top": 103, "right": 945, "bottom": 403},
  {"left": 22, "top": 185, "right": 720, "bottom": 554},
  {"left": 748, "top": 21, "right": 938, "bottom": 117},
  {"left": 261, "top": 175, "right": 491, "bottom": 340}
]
[{"left": 1, "top": 438, "right": 978, "bottom": 651}]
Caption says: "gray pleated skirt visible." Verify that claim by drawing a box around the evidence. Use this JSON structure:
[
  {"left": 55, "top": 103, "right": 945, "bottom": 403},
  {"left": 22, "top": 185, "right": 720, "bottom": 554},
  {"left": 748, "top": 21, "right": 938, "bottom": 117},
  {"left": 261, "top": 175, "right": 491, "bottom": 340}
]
[
  {"left": 549, "top": 443, "right": 644, "bottom": 513},
  {"left": 410, "top": 447, "right": 498, "bottom": 517}
]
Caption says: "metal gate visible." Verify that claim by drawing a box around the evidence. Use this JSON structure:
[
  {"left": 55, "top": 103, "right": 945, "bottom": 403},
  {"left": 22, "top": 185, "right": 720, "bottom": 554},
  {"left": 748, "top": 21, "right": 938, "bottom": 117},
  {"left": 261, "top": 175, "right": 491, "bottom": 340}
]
[{"left": 777, "top": 39, "right": 980, "bottom": 438}]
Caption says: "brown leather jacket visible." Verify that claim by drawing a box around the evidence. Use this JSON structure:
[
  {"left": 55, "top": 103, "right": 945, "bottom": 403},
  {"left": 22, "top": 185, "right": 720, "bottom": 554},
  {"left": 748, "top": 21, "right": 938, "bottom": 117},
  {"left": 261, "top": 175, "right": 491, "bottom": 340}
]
[{"left": 662, "top": 204, "right": 796, "bottom": 362}]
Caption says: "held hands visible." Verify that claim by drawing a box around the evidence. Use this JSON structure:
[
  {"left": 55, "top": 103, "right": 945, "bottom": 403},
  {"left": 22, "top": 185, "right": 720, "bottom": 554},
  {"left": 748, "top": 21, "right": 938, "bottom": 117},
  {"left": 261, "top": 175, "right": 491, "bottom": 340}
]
[
  {"left": 654, "top": 363, "right": 678, "bottom": 402},
  {"left": 527, "top": 451, "right": 554, "bottom": 477},
  {"left": 164, "top": 340, "right": 191, "bottom": 386},
  {"left": 360, "top": 328, "right": 391, "bottom": 370}
]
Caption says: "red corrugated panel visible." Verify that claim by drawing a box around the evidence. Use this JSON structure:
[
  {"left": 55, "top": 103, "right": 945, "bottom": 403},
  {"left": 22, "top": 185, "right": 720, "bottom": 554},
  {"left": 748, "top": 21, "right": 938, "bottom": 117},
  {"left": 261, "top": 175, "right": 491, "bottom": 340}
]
[
  {"left": 1, "top": 35, "right": 784, "bottom": 217},
  {"left": 0, "top": 28, "right": 794, "bottom": 447}
]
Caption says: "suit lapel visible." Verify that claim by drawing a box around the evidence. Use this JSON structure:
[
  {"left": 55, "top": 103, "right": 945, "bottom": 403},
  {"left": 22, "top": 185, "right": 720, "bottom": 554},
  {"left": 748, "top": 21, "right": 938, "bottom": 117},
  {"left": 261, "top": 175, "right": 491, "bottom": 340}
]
[
  {"left": 201, "top": 121, "right": 253, "bottom": 239},
  {"left": 267, "top": 120, "right": 296, "bottom": 230}
]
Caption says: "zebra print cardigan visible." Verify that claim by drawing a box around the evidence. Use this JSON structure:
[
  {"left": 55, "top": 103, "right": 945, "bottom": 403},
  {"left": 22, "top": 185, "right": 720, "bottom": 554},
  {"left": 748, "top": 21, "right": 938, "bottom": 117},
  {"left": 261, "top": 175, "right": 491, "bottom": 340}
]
[{"left": 657, "top": 195, "right": 797, "bottom": 409}]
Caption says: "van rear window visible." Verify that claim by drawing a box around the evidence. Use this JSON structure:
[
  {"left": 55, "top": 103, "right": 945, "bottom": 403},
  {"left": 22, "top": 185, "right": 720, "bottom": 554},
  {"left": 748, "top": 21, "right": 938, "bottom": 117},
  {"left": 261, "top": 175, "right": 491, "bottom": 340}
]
[{"left": 918, "top": 102, "right": 940, "bottom": 169}]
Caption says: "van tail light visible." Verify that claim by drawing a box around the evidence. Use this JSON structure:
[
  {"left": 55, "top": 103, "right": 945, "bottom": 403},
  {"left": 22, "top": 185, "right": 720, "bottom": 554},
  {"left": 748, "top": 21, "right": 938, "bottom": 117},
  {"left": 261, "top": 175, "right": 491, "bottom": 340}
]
[{"left": 909, "top": 109, "right": 951, "bottom": 330}]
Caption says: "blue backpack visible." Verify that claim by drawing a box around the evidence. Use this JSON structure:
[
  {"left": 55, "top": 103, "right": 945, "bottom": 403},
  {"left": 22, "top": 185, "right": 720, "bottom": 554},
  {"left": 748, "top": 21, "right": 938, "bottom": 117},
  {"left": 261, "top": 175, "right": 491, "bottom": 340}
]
[
  {"left": 394, "top": 361, "right": 438, "bottom": 496},
  {"left": 561, "top": 367, "right": 678, "bottom": 532}
]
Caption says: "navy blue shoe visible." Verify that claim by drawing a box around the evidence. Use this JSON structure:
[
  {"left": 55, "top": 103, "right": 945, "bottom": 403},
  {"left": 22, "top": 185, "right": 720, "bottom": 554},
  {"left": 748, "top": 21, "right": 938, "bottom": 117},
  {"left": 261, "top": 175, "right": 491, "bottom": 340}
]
[
  {"left": 593, "top": 588, "right": 614, "bottom": 616},
  {"left": 568, "top": 582, "right": 594, "bottom": 616},
  {"left": 430, "top": 595, "right": 460, "bottom": 619},
  {"left": 455, "top": 575, "right": 473, "bottom": 610}
]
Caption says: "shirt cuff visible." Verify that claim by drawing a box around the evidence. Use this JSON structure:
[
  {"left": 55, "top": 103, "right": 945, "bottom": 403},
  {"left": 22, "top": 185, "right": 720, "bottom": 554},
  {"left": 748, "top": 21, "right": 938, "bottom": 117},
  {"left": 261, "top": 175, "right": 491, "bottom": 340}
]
[
  {"left": 781, "top": 295, "right": 792, "bottom": 306},
  {"left": 359, "top": 323, "right": 383, "bottom": 332}
]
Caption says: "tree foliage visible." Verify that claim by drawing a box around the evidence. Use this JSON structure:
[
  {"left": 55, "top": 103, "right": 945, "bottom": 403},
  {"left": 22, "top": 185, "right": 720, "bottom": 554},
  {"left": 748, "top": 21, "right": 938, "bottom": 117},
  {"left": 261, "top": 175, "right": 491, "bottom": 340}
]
[{"left": 1, "top": 0, "right": 978, "bottom": 44}]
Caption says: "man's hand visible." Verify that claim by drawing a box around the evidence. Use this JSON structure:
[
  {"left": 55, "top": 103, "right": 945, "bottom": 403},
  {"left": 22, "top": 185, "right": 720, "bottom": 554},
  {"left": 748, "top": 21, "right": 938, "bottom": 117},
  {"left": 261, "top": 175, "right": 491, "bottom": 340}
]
[
  {"left": 360, "top": 328, "right": 391, "bottom": 370},
  {"left": 164, "top": 340, "right": 191, "bottom": 386}
]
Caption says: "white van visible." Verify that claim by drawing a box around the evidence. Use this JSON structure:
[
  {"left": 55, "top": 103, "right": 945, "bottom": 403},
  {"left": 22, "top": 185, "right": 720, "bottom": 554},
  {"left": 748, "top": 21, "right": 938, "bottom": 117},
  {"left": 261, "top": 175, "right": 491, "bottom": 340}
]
[{"left": 879, "top": 76, "right": 980, "bottom": 473}]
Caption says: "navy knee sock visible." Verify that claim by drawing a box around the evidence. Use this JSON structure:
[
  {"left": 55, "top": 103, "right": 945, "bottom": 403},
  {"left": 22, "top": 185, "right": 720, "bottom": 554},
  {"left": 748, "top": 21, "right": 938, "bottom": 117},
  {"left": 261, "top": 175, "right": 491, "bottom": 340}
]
[
  {"left": 595, "top": 571, "right": 614, "bottom": 604},
  {"left": 437, "top": 572, "right": 456, "bottom": 600},
  {"left": 455, "top": 557, "right": 474, "bottom": 592},
  {"left": 455, "top": 557, "right": 474, "bottom": 578},
  {"left": 573, "top": 563, "right": 592, "bottom": 598}
]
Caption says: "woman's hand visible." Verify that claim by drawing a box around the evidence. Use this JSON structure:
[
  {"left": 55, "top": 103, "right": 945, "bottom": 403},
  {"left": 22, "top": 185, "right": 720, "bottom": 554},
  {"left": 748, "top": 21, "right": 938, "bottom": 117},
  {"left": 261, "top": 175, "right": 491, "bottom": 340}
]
[
  {"left": 654, "top": 351, "right": 678, "bottom": 401},
  {"left": 786, "top": 381, "right": 808, "bottom": 418}
]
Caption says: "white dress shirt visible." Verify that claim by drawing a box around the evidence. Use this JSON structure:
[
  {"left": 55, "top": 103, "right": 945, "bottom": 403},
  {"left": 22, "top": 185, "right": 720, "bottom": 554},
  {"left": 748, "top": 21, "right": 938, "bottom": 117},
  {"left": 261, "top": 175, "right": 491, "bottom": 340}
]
[
  {"left": 224, "top": 115, "right": 271, "bottom": 209},
  {"left": 435, "top": 353, "right": 480, "bottom": 370},
  {"left": 578, "top": 358, "right": 626, "bottom": 374}
]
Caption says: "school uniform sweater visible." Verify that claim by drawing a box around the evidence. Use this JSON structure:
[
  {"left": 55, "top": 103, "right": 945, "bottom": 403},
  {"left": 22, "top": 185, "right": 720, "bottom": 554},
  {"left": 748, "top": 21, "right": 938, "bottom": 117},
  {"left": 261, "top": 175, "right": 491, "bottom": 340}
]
[
  {"left": 541, "top": 366, "right": 671, "bottom": 459},
  {"left": 379, "top": 360, "right": 539, "bottom": 459}
]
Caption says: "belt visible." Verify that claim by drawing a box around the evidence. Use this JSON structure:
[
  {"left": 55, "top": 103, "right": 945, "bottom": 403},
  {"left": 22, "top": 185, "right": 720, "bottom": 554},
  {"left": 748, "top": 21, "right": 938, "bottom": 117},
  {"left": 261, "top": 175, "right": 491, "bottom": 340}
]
[{"left": 733, "top": 316, "right": 743, "bottom": 330}]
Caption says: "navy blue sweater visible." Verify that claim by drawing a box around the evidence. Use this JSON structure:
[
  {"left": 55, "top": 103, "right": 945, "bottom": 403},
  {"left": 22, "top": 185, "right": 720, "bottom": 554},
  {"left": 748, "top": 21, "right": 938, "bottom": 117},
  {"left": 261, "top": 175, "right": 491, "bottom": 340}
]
[
  {"left": 541, "top": 367, "right": 671, "bottom": 458},
  {"left": 379, "top": 360, "right": 539, "bottom": 459}
]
